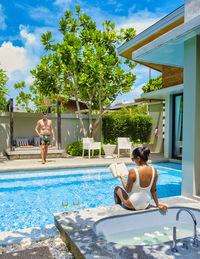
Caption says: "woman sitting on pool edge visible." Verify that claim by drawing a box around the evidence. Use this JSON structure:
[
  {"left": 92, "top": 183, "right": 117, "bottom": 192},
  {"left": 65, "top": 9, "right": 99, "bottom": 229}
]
[{"left": 114, "top": 147, "right": 167, "bottom": 212}]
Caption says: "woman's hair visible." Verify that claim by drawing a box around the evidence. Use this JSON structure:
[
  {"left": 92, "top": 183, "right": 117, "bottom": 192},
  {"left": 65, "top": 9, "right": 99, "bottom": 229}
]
[{"left": 132, "top": 147, "right": 150, "bottom": 162}]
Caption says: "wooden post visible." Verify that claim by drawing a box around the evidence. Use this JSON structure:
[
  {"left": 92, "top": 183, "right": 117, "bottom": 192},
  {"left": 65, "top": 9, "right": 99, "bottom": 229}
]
[
  {"left": 57, "top": 101, "right": 61, "bottom": 150},
  {"left": 48, "top": 107, "right": 51, "bottom": 113},
  {"left": 10, "top": 98, "right": 14, "bottom": 151}
]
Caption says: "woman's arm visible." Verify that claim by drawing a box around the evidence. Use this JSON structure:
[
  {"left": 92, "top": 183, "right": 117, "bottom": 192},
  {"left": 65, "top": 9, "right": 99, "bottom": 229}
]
[
  {"left": 151, "top": 169, "right": 167, "bottom": 212},
  {"left": 120, "top": 169, "right": 136, "bottom": 193}
]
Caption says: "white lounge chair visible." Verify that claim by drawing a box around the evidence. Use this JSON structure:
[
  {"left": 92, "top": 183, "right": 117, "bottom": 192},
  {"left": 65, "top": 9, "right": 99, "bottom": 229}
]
[
  {"left": 82, "top": 138, "right": 101, "bottom": 159},
  {"left": 117, "top": 137, "right": 132, "bottom": 158}
]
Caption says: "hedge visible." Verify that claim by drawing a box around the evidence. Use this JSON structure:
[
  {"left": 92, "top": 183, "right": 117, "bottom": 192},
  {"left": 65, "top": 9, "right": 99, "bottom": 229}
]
[{"left": 102, "top": 113, "right": 152, "bottom": 143}]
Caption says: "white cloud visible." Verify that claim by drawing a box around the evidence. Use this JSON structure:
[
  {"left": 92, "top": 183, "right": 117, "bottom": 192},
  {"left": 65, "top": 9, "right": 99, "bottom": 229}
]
[
  {"left": 29, "top": 7, "right": 59, "bottom": 26},
  {"left": 0, "top": 42, "right": 27, "bottom": 77},
  {"left": 54, "top": 0, "right": 73, "bottom": 9},
  {"left": 0, "top": 26, "right": 46, "bottom": 98},
  {"left": 0, "top": 24, "right": 63, "bottom": 99},
  {"left": 116, "top": 8, "right": 165, "bottom": 34},
  {"left": 0, "top": 4, "right": 6, "bottom": 30}
]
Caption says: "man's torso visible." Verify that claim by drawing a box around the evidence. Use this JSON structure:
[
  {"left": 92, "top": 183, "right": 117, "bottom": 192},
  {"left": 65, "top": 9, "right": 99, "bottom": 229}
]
[{"left": 38, "top": 119, "right": 52, "bottom": 135}]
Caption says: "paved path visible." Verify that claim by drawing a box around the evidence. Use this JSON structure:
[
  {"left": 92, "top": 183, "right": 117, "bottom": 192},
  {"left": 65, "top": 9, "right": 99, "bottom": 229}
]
[{"left": 0, "top": 153, "right": 166, "bottom": 172}]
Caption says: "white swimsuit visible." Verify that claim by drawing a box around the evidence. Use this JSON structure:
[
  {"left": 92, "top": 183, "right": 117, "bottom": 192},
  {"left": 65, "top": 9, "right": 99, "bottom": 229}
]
[{"left": 128, "top": 166, "right": 155, "bottom": 210}]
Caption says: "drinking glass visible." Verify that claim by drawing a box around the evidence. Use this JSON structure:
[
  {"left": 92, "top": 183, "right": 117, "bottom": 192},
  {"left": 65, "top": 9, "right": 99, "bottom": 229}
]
[
  {"left": 62, "top": 201, "right": 68, "bottom": 208},
  {"left": 73, "top": 197, "right": 80, "bottom": 216}
]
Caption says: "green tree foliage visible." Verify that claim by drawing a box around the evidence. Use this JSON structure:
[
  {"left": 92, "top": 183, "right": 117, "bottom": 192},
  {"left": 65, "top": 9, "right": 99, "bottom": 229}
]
[
  {"left": 142, "top": 75, "right": 162, "bottom": 93},
  {"left": 116, "top": 104, "right": 147, "bottom": 116},
  {"left": 31, "top": 6, "right": 136, "bottom": 137},
  {"left": 14, "top": 81, "right": 68, "bottom": 113},
  {"left": 0, "top": 66, "right": 8, "bottom": 111}
]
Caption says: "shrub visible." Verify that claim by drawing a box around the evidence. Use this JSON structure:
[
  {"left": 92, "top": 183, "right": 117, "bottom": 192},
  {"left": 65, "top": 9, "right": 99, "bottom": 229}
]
[
  {"left": 102, "top": 114, "right": 130, "bottom": 142},
  {"left": 67, "top": 141, "right": 105, "bottom": 156},
  {"left": 67, "top": 141, "right": 83, "bottom": 156},
  {"left": 129, "top": 115, "right": 152, "bottom": 143},
  {"left": 102, "top": 113, "right": 152, "bottom": 143}
]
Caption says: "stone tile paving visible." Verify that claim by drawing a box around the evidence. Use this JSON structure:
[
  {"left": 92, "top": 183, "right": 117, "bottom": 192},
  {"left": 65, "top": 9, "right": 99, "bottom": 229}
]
[
  {"left": 0, "top": 246, "right": 53, "bottom": 259},
  {"left": 0, "top": 225, "right": 73, "bottom": 259},
  {"left": 0, "top": 153, "right": 167, "bottom": 173},
  {"left": 0, "top": 236, "right": 73, "bottom": 259}
]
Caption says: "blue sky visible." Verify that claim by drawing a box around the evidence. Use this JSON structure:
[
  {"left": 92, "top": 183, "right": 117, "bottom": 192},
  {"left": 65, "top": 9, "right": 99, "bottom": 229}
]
[{"left": 0, "top": 0, "right": 184, "bottom": 104}]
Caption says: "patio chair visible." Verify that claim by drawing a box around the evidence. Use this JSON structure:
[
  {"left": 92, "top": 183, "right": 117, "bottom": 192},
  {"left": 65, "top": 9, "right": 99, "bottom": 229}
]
[
  {"left": 15, "top": 137, "right": 29, "bottom": 147},
  {"left": 117, "top": 137, "right": 132, "bottom": 158},
  {"left": 33, "top": 136, "right": 41, "bottom": 146},
  {"left": 82, "top": 138, "right": 101, "bottom": 159}
]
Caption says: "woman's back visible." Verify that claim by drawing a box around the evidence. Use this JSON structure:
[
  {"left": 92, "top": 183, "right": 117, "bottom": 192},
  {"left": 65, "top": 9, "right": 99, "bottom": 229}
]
[
  {"left": 136, "top": 166, "right": 157, "bottom": 188},
  {"left": 128, "top": 166, "right": 155, "bottom": 210}
]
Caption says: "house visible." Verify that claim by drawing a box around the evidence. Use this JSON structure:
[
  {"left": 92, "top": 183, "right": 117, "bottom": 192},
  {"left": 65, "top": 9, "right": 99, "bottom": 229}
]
[
  {"left": 118, "top": 0, "right": 200, "bottom": 198},
  {"left": 62, "top": 98, "right": 88, "bottom": 114},
  {"left": 107, "top": 101, "right": 143, "bottom": 110}
]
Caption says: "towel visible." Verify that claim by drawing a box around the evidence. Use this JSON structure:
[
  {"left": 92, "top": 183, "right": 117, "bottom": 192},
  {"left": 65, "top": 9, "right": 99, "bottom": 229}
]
[{"left": 109, "top": 163, "right": 129, "bottom": 178}]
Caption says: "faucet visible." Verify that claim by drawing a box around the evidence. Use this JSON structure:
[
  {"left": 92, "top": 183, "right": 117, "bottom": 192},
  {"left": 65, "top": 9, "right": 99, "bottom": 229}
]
[
  {"left": 171, "top": 226, "right": 178, "bottom": 252},
  {"left": 176, "top": 208, "right": 199, "bottom": 247}
]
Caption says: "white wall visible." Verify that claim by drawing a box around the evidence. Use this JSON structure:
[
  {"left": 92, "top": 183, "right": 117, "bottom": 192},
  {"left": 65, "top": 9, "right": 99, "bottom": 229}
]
[{"left": 0, "top": 112, "right": 102, "bottom": 156}]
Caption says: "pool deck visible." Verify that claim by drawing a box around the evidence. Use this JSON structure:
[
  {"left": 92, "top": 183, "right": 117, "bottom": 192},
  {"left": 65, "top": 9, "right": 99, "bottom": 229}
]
[
  {"left": 54, "top": 196, "right": 200, "bottom": 259},
  {"left": 0, "top": 153, "right": 167, "bottom": 172}
]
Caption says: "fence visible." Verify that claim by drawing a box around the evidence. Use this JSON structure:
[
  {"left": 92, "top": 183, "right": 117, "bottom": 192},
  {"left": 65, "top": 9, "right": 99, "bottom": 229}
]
[{"left": 0, "top": 112, "right": 102, "bottom": 156}]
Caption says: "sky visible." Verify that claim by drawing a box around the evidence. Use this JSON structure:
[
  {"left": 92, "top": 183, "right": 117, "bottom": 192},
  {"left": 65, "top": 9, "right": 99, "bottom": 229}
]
[{"left": 0, "top": 0, "right": 184, "bottom": 105}]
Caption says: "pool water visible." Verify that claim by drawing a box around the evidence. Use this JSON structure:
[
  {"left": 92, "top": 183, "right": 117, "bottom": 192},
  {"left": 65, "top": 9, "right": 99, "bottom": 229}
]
[
  {"left": 0, "top": 163, "right": 182, "bottom": 232},
  {"left": 104, "top": 222, "right": 198, "bottom": 245}
]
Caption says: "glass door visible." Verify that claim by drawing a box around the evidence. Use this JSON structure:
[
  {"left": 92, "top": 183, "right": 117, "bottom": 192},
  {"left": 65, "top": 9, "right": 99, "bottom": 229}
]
[{"left": 172, "top": 94, "right": 183, "bottom": 159}]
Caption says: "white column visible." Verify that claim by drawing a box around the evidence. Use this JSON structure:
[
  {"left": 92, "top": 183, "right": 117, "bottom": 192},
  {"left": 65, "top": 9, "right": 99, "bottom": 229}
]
[{"left": 182, "top": 35, "right": 200, "bottom": 196}]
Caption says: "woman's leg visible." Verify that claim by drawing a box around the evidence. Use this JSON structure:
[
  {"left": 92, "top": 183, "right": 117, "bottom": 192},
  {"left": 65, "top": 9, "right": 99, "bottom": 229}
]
[{"left": 114, "top": 186, "right": 135, "bottom": 210}]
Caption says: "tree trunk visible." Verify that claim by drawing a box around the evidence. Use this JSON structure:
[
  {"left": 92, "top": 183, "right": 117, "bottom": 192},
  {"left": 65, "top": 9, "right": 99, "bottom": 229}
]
[
  {"left": 75, "top": 98, "right": 88, "bottom": 137},
  {"left": 73, "top": 76, "right": 88, "bottom": 137}
]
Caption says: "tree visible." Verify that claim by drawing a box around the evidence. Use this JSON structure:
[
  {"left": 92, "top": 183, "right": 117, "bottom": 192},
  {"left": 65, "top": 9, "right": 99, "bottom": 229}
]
[
  {"left": 142, "top": 75, "right": 162, "bottom": 93},
  {"left": 31, "top": 6, "right": 136, "bottom": 137},
  {"left": 14, "top": 81, "right": 68, "bottom": 113},
  {"left": 115, "top": 104, "right": 147, "bottom": 116},
  {"left": 0, "top": 66, "right": 8, "bottom": 111}
]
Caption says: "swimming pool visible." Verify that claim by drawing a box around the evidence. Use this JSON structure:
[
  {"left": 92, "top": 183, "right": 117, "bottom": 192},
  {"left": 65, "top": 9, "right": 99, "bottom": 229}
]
[{"left": 0, "top": 162, "right": 181, "bottom": 232}]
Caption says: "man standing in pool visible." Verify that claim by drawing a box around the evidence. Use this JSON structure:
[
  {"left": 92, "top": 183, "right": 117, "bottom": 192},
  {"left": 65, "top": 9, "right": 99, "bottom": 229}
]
[{"left": 35, "top": 112, "right": 55, "bottom": 164}]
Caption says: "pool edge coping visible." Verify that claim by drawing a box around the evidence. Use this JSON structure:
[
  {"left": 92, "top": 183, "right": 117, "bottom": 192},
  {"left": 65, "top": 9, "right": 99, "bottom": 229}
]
[{"left": 0, "top": 159, "right": 170, "bottom": 173}]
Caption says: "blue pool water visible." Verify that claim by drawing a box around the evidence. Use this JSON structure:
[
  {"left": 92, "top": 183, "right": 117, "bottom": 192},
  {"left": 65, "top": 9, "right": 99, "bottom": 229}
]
[{"left": 0, "top": 163, "right": 182, "bottom": 232}]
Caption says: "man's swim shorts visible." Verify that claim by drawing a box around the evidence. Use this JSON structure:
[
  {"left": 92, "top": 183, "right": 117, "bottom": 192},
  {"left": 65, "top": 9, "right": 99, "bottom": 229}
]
[{"left": 40, "top": 134, "right": 51, "bottom": 146}]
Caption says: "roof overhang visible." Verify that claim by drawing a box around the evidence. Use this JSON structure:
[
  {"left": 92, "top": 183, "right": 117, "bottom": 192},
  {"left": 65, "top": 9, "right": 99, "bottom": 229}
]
[
  {"left": 132, "top": 14, "right": 200, "bottom": 67},
  {"left": 141, "top": 84, "right": 183, "bottom": 100},
  {"left": 118, "top": 5, "right": 184, "bottom": 60}
]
